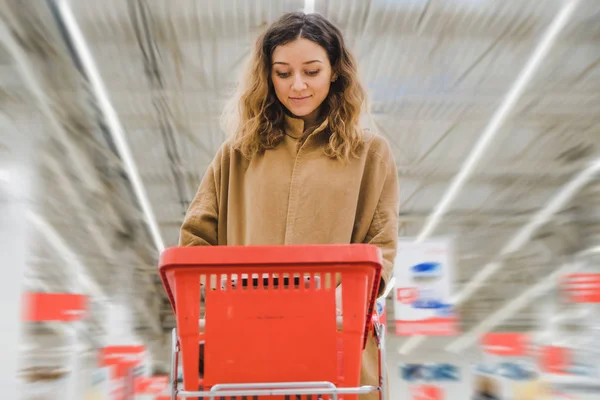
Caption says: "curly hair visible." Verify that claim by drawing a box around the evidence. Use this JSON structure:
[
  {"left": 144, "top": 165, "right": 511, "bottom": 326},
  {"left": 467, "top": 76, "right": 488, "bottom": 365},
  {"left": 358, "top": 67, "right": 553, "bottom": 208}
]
[{"left": 222, "top": 12, "right": 367, "bottom": 161}]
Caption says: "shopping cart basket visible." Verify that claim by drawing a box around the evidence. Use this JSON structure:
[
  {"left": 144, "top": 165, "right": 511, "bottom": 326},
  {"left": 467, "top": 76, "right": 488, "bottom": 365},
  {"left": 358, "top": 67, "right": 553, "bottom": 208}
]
[{"left": 159, "top": 244, "right": 387, "bottom": 400}]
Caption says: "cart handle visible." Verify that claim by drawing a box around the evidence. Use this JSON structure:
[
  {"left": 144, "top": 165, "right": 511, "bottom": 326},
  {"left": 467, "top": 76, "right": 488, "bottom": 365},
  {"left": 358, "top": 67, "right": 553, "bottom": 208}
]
[
  {"left": 177, "top": 384, "right": 380, "bottom": 399},
  {"left": 210, "top": 381, "right": 337, "bottom": 392}
]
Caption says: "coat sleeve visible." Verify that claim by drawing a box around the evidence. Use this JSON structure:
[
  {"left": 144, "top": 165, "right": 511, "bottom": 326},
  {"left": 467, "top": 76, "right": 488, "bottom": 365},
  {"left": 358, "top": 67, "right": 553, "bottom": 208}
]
[
  {"left": 365, "top": 145, "right": 399, "bottom": 297},
  {"left": 179, "top": 147, "right": 224, "bottom": 247}
]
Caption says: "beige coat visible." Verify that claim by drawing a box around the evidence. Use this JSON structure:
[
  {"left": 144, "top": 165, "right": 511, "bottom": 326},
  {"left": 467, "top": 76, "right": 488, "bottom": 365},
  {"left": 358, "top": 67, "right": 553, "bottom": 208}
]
[{"left": 180, "top": 114, "right": 399, "bottom": 399}]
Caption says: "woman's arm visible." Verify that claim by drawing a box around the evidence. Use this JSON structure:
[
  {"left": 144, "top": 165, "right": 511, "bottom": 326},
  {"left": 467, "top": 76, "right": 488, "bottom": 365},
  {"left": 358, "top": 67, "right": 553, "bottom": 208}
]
[
  {"left": 365, "top": 149, "right": 400, "bottom": 297},
  {"left": 336, "top": 156, "right": 398, "bottom": 312},
  {"left": 179, "top": 149, "right": 224, "bottom": 247}
]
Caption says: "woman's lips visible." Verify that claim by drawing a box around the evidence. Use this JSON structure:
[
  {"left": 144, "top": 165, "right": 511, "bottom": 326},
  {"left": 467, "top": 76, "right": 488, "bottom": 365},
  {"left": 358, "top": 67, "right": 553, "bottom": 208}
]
[{"left": 289, "top": 95, "right": 312, "bottom": 103}]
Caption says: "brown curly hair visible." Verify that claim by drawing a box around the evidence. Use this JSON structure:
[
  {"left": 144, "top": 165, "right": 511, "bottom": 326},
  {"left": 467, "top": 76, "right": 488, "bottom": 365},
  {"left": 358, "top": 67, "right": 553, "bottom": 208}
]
[{"left": 222, "top": 12, "right": 367, "bottom": 161}]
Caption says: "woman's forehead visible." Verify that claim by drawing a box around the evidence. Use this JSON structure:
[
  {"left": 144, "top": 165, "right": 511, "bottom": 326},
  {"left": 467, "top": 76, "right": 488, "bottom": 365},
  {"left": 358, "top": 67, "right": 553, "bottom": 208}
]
[{"left": 272, "top": 38, "right": 329, "bottom": 66}]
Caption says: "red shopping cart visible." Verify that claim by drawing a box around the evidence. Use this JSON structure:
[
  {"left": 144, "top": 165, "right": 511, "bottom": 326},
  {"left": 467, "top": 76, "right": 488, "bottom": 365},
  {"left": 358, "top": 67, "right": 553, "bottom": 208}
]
[{"left": 159, "top": 244, "right": 387, "bottom": 400}]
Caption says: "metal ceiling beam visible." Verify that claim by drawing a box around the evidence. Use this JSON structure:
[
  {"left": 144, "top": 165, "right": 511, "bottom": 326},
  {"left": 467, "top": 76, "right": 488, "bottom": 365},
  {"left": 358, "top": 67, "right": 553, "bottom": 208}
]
[
  {"left": 127, "top": 0, "right": 193, "bottom": 213},
  {"left": 69, "top": 2, "right": 598, "bottom": 44},
  {"left": 444, "top": 248, "right": 599, "bottom": 353},
  {"left": 43, "top": 155, "right": 163, "bottom": 335},
  {"left": 27, "top": 211, "right": 107, "bottom": 301},
  {"left": 402, "top": 159, "right": 600, "bottom": 354},
  {"left": 3, "top": 7, "right": 162, "bottom": 338},
  {"left": 49, "top": 0, "right": 165, "bottom": 253},
  {"left": 454, "top": 160, "right": 600, "bottom": 303},
  {"left": 26, "top": 210, "right": 110, "bottom": 347},
  {"left": 0, "top": 19, "right": 101, "bottom": 193},
  {"left": 400, "top": 0, "right": 582, "bottom": 354},
  {"left": 416, "top": 0, "right": 580, "bottom": 242}
]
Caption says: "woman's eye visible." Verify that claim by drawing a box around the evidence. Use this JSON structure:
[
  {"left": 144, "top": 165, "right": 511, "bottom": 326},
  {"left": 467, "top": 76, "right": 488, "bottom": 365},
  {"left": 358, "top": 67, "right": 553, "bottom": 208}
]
[
  {"left": 276, "top": 71, "right": 291, "bottom": 78},
  {"left": 306, "top": 70, "right": 320, "bottom": 76}
]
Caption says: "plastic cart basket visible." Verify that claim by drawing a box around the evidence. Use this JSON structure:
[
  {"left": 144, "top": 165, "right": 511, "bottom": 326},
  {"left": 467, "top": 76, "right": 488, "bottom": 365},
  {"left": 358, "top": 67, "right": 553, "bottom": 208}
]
[{"left": 159, "top": 244, "right": 387, "bottom": 400}]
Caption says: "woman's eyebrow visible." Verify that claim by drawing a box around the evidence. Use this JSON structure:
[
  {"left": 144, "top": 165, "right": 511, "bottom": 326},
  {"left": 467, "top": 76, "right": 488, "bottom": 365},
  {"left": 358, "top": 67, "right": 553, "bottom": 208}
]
[{"left": 272, "top": 60, "right": 324, "bottom": 66}]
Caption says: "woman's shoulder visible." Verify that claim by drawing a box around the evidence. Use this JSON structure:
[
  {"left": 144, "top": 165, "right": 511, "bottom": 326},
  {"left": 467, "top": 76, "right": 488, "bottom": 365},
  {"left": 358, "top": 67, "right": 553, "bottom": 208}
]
[
  {"left": 211, "top": 138, "right": 244, "bottom": 164},
  {"left": 360, "top": 128, "right": 394, "bottom": 163},
  {"left": 206, "top": 138, "right": 242, "bottom": 174}
]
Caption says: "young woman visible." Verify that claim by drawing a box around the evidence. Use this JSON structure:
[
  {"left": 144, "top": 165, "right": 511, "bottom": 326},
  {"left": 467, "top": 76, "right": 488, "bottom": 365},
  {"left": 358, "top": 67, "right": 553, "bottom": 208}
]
[{"left": 180, "top": 12, "right": 399, "bottom": 399}]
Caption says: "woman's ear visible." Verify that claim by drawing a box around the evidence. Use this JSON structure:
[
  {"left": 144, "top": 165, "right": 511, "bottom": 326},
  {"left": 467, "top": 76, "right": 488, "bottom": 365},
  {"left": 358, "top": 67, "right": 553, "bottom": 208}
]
[{"left": 331, "top": 72, "right": 338, "bottom": 82}]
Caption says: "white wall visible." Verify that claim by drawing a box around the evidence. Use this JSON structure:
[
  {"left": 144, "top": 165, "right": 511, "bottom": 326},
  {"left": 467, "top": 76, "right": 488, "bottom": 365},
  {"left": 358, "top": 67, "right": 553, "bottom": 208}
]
[{"left": 0, "top": 122, "right": 32, "bottom": 399}]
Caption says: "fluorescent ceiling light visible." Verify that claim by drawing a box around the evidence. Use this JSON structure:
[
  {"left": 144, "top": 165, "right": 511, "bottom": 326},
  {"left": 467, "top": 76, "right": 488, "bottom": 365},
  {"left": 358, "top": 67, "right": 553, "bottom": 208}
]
[
  {"left": 56, "top": 0, "right": 165, "bottom": 252},
  {"left": 416, "top": 0, "right": 580, "bottom": 243},
  {"left": 402, "top": 0, "right": 581, "bottom": 356},
  {"left": 304, "top": 0, "right": 315, "bottom": 14},
  {"left": 26, "top": 210, "right": 107, "bottom": 300},
  {"left": 444, "top": 261, "right": 577, "bottom": 353},
  {"left": 0, "top": 21, "right": 100, "bottom": 192}
]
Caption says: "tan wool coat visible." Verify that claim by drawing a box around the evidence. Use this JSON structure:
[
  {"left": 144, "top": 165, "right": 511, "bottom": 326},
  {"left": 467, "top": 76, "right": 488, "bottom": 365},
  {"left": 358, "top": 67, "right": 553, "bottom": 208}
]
[{"left": 180, "top": 114, "right": 399, "bottom": 399}]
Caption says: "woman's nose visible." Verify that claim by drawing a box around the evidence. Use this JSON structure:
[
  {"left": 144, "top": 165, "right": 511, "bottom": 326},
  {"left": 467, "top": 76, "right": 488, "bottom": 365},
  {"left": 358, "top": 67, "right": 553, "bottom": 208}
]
[{"left": 292, "top": 75, "right": 307, "bottom": 91}]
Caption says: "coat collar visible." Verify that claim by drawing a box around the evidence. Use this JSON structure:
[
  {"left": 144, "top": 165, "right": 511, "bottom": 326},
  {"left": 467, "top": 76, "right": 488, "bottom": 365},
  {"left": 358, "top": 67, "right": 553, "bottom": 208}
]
[
  {"left": 284, "top": 114, "right": 304, "bottom": 139},
  {"left": 284, "top": 113, "right": 329, "bottom": 140}
]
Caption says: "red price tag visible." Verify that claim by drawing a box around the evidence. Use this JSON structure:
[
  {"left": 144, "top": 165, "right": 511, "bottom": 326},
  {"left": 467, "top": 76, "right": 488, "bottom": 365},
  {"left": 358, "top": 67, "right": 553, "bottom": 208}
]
[
  {"left": 412, "top": 385, "right": 443, "bottom": 400},
  {"left": 563, "top": 273, "right": 600, "bottom": 303},
  {"left": 397, "top": 288, "right": 418, "bottom": 304},
  {"left": 540, "top": 346, "right": 570, "bottom": 374}
]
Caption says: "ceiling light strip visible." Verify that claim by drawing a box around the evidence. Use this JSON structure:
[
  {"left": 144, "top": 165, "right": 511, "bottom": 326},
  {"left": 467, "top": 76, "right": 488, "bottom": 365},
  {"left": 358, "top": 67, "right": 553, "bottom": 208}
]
[
  {"left": 403, "top": 0, "right": 581, "bottom": 355},
  {"left": 55, "top": 0, "right": 165, "bottom": 252},
  {"left": 416, "top": 0, "right": 580, "bottom": 243}
]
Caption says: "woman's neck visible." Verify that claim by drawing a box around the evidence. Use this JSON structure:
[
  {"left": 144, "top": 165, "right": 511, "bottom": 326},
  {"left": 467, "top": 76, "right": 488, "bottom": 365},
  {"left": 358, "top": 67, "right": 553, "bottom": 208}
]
[{"left": 284, "top": 107, "right": 321, "bottom": 131}]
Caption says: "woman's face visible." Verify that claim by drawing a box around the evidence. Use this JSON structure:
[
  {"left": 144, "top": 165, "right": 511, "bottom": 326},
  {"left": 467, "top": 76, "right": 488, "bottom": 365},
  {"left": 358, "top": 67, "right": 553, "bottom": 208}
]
[{"left": 271, "top": 38, "right": 334, "bottom": 125}]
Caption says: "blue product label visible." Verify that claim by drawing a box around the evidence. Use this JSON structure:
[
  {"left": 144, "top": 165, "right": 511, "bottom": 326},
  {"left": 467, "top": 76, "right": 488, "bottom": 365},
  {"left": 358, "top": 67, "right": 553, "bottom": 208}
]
[
  {"left": 411, "top": 262, "right": 441, "bottom": 275},
  {"left": 413, "top": 299, "right": 443, "bottom": 309},
  {"left": 400, "top": 363, "right": 460, "bottom": 382},
  {"left": 376, "top": 301, "right": 384, "bottom": 316},
  {"left": 435, "top": 303, "right": 453, "bottom": 317},
  {"left": 474, "top": 362, "right": 536, "bottom": 381}
]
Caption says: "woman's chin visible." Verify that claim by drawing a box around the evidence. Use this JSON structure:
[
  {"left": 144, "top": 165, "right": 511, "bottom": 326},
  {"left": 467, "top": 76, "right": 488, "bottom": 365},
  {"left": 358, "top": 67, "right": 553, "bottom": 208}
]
[{"left": 286, "top": 105, "right": 317, "bottom": 118}]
